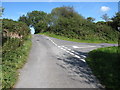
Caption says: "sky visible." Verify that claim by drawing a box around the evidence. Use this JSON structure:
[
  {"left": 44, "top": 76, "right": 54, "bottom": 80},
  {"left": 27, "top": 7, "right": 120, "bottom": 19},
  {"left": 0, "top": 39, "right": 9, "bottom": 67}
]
[
  {"left": 1, "top": 0, "right": 120, "bottom": 2},
  {"left": 2, "top": 2, "right": 119, "bottom": 22}
]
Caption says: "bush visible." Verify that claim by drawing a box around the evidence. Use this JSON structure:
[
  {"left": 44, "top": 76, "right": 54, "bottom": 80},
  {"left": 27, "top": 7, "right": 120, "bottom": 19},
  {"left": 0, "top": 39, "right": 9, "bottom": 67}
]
[
  {"left": 44, "top": 6, "right": 118, "bottom": 43},
  {"left": 1, "top": 19, "right": 31, "bottom": 89},
  {"left": 2, "top": 39, "right": 31, "bottom": 89}
]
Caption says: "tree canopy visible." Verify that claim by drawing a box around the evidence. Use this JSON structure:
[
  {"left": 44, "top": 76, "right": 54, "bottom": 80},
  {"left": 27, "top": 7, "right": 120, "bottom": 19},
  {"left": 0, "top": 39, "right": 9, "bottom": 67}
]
[
  {"left": 111, "top": 12, "right": 120, "bottom": 30},
  {"left": 18, "top": 6, "right": 118, "bottom": 42},
  {"left": 18, "top": 11, "right": 48, "bottom": 33},
  {"left": 87, "top": 17, "right": 95, "bottom": 22}
]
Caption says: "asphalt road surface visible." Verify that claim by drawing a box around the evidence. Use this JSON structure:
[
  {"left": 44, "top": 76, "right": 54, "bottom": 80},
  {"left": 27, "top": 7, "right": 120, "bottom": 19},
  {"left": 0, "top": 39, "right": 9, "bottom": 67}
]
[{"left": 15, "top": 34, "right": 116, "bottom": 88}]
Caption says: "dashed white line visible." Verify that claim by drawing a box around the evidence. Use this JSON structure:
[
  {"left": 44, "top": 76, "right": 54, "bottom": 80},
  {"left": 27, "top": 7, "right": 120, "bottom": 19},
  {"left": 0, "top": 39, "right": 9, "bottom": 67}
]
[
  {"left": 47, "top": 36, "right": 86, "bottom": 62},
  {"left": 81, "top": 55, "right": 86, "bottom": 58},
  {"left": 61, "top": 46, "right": 86, "bottom": 58},
  {"left": 47, "top": 37, "right": 57, "bottom": 46}
]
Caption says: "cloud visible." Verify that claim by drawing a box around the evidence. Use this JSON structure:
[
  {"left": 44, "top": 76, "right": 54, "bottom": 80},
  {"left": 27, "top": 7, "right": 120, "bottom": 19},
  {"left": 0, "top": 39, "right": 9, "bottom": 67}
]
[{"left": 100, "top": 6, "right": 110, "bottom": 12}]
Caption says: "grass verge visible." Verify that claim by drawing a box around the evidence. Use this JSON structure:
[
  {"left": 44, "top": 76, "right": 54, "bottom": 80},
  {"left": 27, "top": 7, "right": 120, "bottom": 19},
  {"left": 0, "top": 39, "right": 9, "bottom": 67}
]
[
  {"left": 86, "top": 46, "right": 120, "bottom": 89},
  {"left": 39, "top": 32, "right": 117, "bottom": 44},
  {"left": 1, "top": 38, "right": 32, "bottom": 89}
]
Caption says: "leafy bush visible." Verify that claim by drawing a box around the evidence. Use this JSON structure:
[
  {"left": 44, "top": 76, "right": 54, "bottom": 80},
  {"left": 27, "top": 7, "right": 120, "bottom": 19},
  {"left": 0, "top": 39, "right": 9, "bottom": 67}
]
[
  {"left": 46, "top": 6, "right": 118, "bottom": 43},
  {"left": 2, "top": 19, "right": 31, "bottom": 89},
  {"left": 2, "top": 39, "right": 31, "bottom": 89},
  {"left": 18, "top": 6, "right": 118, "bottom": 43}
]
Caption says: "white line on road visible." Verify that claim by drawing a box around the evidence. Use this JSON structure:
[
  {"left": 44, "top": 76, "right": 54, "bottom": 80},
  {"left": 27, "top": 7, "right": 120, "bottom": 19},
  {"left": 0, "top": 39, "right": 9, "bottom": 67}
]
[
  {"left": 47, "top": 36, "right": 86, "bottom": 62},
  {"left": 72, "top": 46, "right": 96, "bottom": 48},
  {"left": 61, "top": 46, "right": 79, "bottom": 55},
  {"left": 61, "top": 46, "right": 87, "bottom": 58},
  {"left": 72, "top": 46, "right": 80, "bottom": 48},
  {"left": 47, "top": 37, "right": 58, "bottom": 46}
]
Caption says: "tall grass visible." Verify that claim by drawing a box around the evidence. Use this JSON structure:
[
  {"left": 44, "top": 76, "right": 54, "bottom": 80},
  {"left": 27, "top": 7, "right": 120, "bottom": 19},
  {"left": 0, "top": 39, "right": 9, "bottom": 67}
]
[
  {"left": 2, "top": 38, "right": 32, "bottom": 89},
  {"left": 86, "top": 46, "right": 120, "bottom": 89}
]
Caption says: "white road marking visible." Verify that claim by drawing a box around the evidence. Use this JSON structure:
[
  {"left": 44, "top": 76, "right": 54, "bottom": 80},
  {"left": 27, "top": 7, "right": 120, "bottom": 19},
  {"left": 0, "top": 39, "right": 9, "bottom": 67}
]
[
  {"left": 72, "top": 46, "right": 80, "bottom": 48},
  {"left": 62, "top": 46, "right": 79, "bottom": 55},
  {"left": 61, "top": 46, "right": 87, "bottom": 58},
  {"left": 47, "top": 36, "right": 86, "bottom": 62},
  {"left": 47, "top": 37, "right": 57, "bottom": 46},
  {"left": 81, "top": 55, "right": 86, "bottom": 58},
  {"left": 75, "top": 46, "right": 96, "bottom": 48}
]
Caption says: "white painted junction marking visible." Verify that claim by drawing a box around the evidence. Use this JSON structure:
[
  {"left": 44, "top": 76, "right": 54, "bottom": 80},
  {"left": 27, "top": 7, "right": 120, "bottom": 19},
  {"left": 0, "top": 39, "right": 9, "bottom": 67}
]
[
  {"left": 72, "top": 45, "right": 96, "bottom": 49},
  {"left": 46, "top": 36, "right": 96, "bottom": 63},
  {"left": 72, "top": 46, "right": 80, "bottom": 48}
]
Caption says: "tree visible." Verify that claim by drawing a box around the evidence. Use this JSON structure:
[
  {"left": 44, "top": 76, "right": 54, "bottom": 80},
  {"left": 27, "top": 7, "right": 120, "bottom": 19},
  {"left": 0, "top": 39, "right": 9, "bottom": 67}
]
[
  {"left": 34, "top": 21, "right": 47, "bottom": 34},
  {"left": 27, "top": 11, "right": 47, "bottom": 27},
  {"left": 101, "top": 14, "right": 110, "bottom": 22},
  {"left": 19, "top": 15, "right": 30, "bottom": 26},
  {"left": 18, "top": 11, "right": 48, "bottom": 33},
  {"left": 111, "top": 12, "right": 120, "bottom": 47},
  {"left": 51, "top": 6, "right": 76, "bottom": 18},
  {"left": 111, "top": 12, "right": 120, "bottom": 30},
  {"left": 50, "top": 6, "right": 84, "bottom": 27},
  {"left": 87, "top": 17, "right": 95, "bottom": 22}
]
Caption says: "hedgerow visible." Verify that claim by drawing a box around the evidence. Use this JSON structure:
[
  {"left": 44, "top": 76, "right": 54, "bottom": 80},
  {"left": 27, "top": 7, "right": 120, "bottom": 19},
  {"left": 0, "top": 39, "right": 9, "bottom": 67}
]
[
  {"left": 19, "top": 6, "right": 118, "bottom": 43},
  {"left": 1, "top": 19, "right": 31, "bottom": 89}
]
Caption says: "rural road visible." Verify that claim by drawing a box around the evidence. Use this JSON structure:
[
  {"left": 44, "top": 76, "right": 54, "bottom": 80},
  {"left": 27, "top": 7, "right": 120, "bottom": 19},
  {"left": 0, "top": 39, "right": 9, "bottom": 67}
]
[{"left": 15, "top": 34, "right": 116, "bottom": 88}]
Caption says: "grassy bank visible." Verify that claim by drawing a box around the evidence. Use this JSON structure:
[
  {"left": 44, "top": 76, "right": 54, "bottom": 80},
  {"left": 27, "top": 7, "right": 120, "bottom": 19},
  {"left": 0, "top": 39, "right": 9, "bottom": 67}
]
[
  {"left": 39, "top": 32, "right": 117, "bottom": 44},
  {"left": 2, "top": 38, "right": 32, "bottom": 89},
  {"left": 86, "top": 46, "right": 120, "bottom": 89}
]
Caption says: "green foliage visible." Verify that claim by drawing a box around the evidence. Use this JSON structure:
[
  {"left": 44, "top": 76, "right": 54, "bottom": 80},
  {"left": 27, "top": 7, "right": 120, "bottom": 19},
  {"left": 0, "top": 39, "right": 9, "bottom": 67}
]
[
  {"left": 2, "top": 19, "right": 31, "bottom": 89},
  {"left": 86, "top": 46, "right": 120, "bottom": 89},
  {"left": 46, "top": 6, "right": 118, "bottom": 42},
  {"left": 111, "top": 12, "right": 120, "bottom": 30},
  {"left": 18, "top": 6, "right": 118, "bottom": 43},
  {"left": 87, "top": 17, "right": 95, "bottom": 22},
  {"left": 34, "top": 20, "right": 47, "bottom": 34},
  {"left": 18, "top": 11, "right": 48, "bottom": 33},
  {"left": 2, "top": 19, "right": 30, "bottom": 43},
  {"left": 51, "top": 6, "right": 80, "bottom": 18},
  {"left": 19, "top": 15, "right": 30, "bottom": 26},
  {"left": 40, "top": 32, "right": 117, "bottom": 44},
  {"left": 2, "top": 39, "right": 31, "bottom": 89},
  {"left": 95, "top": 24, "right": 118, "bottom": 42}
]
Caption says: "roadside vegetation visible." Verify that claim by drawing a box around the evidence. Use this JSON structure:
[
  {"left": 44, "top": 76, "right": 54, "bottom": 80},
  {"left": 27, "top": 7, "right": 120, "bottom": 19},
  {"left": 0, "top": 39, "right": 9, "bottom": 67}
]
[
  {"left": 86, "top": 46, "right": 120, "bottom": 89},
  {"left": 2, "top": 5, "right": 120, "bottom": 89},
  {"left": 40, "top": 32, "right": 117, "bottom": 44},
  {"left": 18, "top": 7, "right": 120, "bottom": 89},
  {"left": 19, "top": 6, "right": 119, "bottom": 43},
  {"left": 2, "top": 19, "right": 31, "bottom": 89}
]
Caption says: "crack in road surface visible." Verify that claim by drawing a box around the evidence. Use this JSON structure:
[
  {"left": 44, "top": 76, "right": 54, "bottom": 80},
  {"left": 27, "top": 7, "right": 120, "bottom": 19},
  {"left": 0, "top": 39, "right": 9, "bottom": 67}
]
[{"left": 15, "top": 34, "right": 116, "bottom": 88}]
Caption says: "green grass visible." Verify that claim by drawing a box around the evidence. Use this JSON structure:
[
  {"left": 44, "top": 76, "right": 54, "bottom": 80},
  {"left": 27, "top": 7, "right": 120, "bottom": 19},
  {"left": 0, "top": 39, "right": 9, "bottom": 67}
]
[
  {"left": 39, "top": 32, "right": 117, "bottom": 44},
  {"left": 86, "top": 46, "right": 120, "bottom": 89},
  {"left": 2, "top": 38, "right": 32, "bottom": 89}
]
